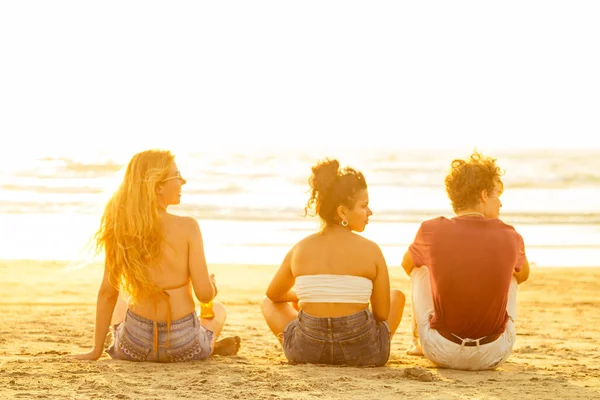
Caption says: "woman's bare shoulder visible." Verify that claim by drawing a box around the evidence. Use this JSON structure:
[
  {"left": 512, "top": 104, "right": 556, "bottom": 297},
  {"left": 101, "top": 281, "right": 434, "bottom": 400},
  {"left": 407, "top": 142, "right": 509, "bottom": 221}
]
[
  {"left": 350, "top": 232, "right": 382, "bottom": 252},
  {"left": 164, "top": 214, "right": 200, "bottom": 232},
  {"left": 294, "top": 232, "right": 322, "bottom": 247}
]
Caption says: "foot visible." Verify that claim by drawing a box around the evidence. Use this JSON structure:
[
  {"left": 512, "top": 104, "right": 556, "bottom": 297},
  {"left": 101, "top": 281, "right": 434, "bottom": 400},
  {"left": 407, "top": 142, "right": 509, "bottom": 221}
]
[
  {"left": 406, "top": 344, "right": 424, "bottom": 356},
  {"left": 212, "top": 336, "right": 241, "bottom": 356}
]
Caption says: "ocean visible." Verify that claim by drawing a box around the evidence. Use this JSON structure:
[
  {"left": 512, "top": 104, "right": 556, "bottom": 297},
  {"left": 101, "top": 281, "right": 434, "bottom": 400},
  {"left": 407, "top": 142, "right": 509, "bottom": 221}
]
[{"left": 1, "top": 147, "right": 599, "bottom": 268}]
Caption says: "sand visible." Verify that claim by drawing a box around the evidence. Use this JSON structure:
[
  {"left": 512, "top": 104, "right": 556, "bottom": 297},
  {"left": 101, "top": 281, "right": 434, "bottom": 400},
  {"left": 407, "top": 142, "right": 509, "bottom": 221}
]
[{"left": 1, "top": 260, "right": 599, "bottom": 400}]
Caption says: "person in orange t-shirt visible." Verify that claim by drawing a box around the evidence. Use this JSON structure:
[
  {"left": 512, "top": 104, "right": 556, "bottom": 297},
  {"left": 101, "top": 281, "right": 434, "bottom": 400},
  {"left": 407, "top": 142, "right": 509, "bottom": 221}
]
[{"left": 401, "top": 151, "right": 530, "bottom": 370}]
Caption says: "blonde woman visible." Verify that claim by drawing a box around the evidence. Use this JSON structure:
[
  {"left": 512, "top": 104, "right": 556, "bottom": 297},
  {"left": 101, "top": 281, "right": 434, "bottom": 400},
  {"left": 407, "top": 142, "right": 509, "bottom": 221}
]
[
  {"left": 72, "top": 149, "right": 240, "bottom": 362},
  {"left": 261, "top": 159, "right": 405, "bottom": 366}
]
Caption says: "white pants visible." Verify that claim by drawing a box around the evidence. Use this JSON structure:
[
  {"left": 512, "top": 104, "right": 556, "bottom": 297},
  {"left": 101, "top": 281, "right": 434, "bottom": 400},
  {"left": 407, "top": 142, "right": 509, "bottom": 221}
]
[{"left": 411, "top": 266, "right": 518, "bottom": 370}]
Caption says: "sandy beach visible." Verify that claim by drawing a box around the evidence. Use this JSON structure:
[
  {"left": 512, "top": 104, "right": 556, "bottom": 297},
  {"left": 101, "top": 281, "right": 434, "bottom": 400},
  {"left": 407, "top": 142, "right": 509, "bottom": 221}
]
[{"left": 1, "top": 260, "right": 599, "bottom": 400}]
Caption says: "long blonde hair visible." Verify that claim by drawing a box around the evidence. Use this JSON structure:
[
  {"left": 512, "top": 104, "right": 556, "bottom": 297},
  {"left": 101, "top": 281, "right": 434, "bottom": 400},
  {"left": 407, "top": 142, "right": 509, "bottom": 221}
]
[{"left": 94, "top": 149, "right": 175, "bottom": 301}]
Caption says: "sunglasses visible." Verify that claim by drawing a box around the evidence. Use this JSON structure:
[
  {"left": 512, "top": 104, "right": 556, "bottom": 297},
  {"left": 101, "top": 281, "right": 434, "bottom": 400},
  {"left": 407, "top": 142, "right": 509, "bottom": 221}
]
[{"left": 161, "top": 171, "right": 187, "bottom": 184}]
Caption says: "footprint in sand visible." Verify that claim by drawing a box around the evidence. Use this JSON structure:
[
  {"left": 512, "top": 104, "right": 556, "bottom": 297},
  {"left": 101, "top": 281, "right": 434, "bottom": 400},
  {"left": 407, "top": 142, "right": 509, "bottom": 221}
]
[{"left": 404, "top": 367, "right": 435, "bottom": 382}]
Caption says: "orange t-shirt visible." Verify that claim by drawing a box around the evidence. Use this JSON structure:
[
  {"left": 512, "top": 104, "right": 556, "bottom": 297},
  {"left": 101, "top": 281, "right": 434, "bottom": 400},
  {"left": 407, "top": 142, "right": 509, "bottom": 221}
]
[{"left": 409, "top": 216, "right": 525, "bottom": 338}]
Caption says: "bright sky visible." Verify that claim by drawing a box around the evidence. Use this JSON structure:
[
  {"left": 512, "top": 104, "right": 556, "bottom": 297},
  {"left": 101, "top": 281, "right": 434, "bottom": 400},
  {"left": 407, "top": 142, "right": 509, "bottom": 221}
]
[{"left": 1, "top": 1, "right": 599, "bottom": 160}]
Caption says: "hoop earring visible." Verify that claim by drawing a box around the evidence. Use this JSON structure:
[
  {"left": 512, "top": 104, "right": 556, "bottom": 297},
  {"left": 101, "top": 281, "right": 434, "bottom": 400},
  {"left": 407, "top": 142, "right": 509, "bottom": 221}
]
[{"left": 340, "top": 219, "right": 349, "bottom": 227}]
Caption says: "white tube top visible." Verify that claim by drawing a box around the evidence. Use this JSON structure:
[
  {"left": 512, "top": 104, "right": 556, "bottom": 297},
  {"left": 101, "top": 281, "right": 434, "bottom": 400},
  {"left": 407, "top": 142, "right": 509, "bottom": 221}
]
[{"left": 295, "top": 274, "right": 373, "bottom": 303}]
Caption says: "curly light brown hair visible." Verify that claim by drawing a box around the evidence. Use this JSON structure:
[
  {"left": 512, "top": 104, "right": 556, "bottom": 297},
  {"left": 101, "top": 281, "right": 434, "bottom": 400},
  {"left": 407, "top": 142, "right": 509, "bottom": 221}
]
[{"left": 444, "top": 151, "right": 504, "bottom": 213}]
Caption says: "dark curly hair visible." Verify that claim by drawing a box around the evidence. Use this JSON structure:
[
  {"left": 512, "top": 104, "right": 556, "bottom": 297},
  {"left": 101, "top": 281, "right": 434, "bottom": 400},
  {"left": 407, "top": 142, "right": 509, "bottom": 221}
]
[
  {"left": 304, "top": 158, "right": 367, "bottom": 226},
  {"left": 445, "top": 151, "right": 504, "bottom": 213}
]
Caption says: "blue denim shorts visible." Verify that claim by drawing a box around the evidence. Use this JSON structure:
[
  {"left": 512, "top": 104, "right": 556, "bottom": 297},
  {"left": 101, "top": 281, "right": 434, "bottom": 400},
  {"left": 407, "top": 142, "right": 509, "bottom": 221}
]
[
  {"left": 282, "top": 309, "right": 391, "bottom": 366},
  {"left": 107, "top": 310, "right": 214, "bottom": 362}
]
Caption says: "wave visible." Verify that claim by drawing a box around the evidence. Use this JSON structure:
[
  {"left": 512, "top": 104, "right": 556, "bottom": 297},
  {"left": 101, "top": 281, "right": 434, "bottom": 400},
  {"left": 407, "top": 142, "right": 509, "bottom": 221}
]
[
  {"left": 35, "top": 157, "right": 124, "bottom": 175},
  {"left": 6, "top": 174, "right": 600, "bottom": 192},
  {"left": 3, "top": 149, "right": 600, "bottom": 225},
  {"left": 0, "top": 183, "right": 244, "bottom": 196},
  {"left": 2, "top": 201, "right": 599, "bottom": 225},
  {"left": 9, "top": 153, "right": 600, "bottom": 189},
  {"left": 1, "top": 184, "right": 105, "bottom": 194},
  {"left": 237, "top": 242, "right": 600, "bottom": 250}
]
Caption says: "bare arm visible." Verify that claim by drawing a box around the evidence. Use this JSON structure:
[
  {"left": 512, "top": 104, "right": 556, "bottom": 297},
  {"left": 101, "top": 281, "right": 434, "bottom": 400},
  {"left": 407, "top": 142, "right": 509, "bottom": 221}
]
[
  {"left": 401, "top": 249, "right": 416, "bottom": 276},
  {"left": 514, "top": 257, "right": 530, "bottom": 284},
  {"left": 187, "top": 217, "right": 216, "bottom": 303},
  {"left": 265, "top": 248, "right": 298, "bottom": 303},
  {"left": 71, "top": 262, "right": 119, "bottom": 360},
  {"left": 370, "top": 245, "right": 391, "bottom": 322},
  {"left": 403, "top": 223, "right": 428, "bottom": 277}
]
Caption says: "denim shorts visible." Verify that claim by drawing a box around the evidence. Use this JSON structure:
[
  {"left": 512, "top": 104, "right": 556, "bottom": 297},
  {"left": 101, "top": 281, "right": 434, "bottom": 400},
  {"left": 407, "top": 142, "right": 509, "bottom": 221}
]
[
  {"left": 107, "top": 310, "right": 214, "bottom": 362},
  {"left": 282, "top": 309, "right": 391, "bottom": 366}
]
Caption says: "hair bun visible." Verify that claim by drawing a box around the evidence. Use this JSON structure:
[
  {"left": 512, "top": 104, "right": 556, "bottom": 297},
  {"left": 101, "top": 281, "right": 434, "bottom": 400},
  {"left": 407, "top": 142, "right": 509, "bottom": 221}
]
[{"left": 310, "top": 158, "right": 340, "bottom": 194}]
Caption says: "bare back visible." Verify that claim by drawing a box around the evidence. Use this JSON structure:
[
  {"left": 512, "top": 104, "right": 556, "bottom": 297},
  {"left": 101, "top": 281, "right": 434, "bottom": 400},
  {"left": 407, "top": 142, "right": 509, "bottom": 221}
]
[
  {"left": 291, "top": 228, "right": 388, "bottom": 318},
  {"left": 129, "top": 213, "right": 198, "bottom": 321}
]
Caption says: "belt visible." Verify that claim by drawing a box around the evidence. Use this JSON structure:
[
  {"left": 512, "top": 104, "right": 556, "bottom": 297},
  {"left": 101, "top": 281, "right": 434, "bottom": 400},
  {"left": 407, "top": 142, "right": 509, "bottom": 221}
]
[{"left": 436, "top": 326, "right": 503, "bottom": 347}]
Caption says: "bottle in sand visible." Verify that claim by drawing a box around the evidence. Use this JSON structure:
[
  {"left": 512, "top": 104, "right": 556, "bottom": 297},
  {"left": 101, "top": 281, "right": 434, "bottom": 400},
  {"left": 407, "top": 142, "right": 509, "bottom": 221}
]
[{"left": 200, "top": 300, "right": 215, "bottom": 319}]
